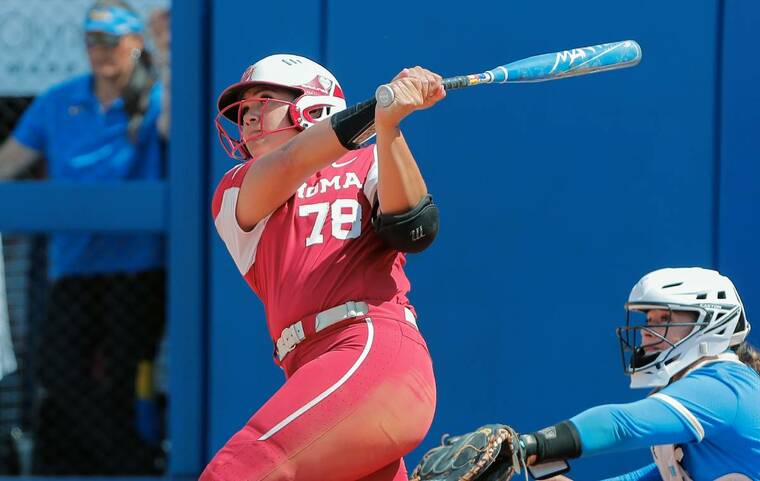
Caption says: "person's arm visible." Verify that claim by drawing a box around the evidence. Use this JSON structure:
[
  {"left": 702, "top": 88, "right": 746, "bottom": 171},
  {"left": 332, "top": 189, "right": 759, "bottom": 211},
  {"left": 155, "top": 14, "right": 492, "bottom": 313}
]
[
  {"left": 1, "top": 87, "right": 50, "bottom": 179},
  {"left": 0, "top": 139, "right": 41, "bottom": 180},
  {"left": 599, "top": 463, "right": 660, "bottom": 481},
  {"left": 235, "top": 67, "right": 444, "bottom": 231},
  {"left": 571, "top": 366, "right": 742, "bottom": 457},
  {"left": 569, "top": 397, "right": 697, "bottom": 456},
  {"left": 235, "top": 119, "right": 348, "bottom": 229},
  {"left": 374, "top": 67, "right": 444, "bottom": 214},
  {"left": 149, "top": 9, "right": 170, "bottom": 139},
  {"left": 518, "top": 397, "right": 695, "bottom": 478}
]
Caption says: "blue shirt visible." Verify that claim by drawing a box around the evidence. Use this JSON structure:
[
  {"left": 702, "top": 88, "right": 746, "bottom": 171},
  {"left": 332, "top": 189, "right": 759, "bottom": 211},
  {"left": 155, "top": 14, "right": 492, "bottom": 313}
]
[
  {"left": 12, "top": 73, "right": 165, "bottom": 279},
  {"left": 570, "top": 358, "right": 760, "bottom": 480}
]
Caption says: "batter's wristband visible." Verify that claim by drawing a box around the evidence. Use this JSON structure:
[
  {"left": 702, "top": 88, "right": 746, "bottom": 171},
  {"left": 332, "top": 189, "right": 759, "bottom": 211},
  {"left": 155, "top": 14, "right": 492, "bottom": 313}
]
[
  {"left": 527, "top": 420, "right": 582, "bottom": 463},
  {"left": 330, "top": 98, "right": 377, "bottom": 150}
]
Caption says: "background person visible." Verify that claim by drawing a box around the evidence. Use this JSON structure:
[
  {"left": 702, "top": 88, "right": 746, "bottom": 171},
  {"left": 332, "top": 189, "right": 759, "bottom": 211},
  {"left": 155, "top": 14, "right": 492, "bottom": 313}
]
[{"left": 0, "top": 0, "right": 170, "bottom": 474}]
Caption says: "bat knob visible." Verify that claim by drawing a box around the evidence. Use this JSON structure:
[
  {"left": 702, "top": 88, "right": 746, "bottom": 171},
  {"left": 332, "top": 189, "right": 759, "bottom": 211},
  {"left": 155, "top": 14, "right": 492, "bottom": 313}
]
[{"left": 375, "top": 84, "right": 395, "bottom": 107}]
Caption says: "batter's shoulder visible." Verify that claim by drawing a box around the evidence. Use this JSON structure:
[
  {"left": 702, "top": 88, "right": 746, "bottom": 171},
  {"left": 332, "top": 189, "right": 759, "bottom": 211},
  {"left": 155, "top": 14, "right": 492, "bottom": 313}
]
[{"left": 211, "top": 161, "right": 254, "bottom": 218}]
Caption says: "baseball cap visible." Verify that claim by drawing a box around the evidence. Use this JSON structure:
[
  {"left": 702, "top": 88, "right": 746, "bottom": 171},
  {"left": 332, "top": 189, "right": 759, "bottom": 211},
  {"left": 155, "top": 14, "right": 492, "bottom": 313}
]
[{"left": 84, "top": 2, "right": 144, "bottom": 36}]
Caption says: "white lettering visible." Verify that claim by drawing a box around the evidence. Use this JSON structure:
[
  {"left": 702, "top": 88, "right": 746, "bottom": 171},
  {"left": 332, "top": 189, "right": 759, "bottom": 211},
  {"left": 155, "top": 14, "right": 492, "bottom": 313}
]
[
  {"left": 299, "top": 202, "right": 330, "bottom": 246},
  {"left": 551, "top": 47, "right": 595, "bottom": 73},
  {"left": 297, "top": 182, "right": 307, "bottom": 199},
  {"left": 410, "top": 226, "right": 425, "bottom": 242},
  {"left": 331, "top": 199, "right": 362, "bottom": 240},
  {"left": 343, "top": 172, "right": 363, "bottom": 190},
  {"left": 305, "top": 184, "right": 319, "bottom": 198},
  {"left": 297, "top": 173, "right": 364, "bottom": 200},
  {"left": 320, "top": 176, "right": 341, "bottom": 193},
  {"left": 298, "top": 199, "right": 363, "bottom": 246}
]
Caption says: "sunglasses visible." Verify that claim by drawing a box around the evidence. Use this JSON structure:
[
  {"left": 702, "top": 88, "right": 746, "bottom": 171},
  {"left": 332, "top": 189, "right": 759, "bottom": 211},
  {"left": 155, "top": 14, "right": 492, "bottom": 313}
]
[{"left": 85, "top": 31, "right": 122, "bottom": 49}]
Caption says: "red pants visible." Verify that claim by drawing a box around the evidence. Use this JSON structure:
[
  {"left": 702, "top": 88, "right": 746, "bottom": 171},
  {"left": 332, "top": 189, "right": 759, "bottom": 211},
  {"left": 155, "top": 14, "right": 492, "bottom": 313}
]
[{"left": 200, "top": 314, "right": 436, "bottom": 481}]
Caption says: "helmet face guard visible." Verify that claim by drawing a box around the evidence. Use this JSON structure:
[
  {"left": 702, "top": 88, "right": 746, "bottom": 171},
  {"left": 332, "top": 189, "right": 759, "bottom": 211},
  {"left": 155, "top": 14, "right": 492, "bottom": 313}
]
[
  {"left": 215, "top": 54, "right": 347, "bottom": 161},
  {"left": 216, "top": 97, "right": 302, "bottom": 161},
  {"left": 616, "top": 303, "right": 709, "bottom": 379}
]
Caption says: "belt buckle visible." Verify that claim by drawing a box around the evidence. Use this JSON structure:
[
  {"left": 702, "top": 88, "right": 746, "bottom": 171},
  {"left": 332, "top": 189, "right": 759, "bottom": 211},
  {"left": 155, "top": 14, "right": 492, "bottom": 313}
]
[
  {"left": 345, "top": 301, "right": 360, "bottom": 318},
  {"left": 277, "top": 321, "right": 304, "bottom": 359}
]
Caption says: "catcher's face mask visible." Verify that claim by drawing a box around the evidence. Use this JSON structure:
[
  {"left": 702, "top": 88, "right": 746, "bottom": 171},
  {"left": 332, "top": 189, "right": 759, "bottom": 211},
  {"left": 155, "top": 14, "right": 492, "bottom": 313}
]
[
  {"left": 618, "top": 267, "right": 750, "bottom": 388},
  {"left": 616, "top": 305, "right": 705, "bottom": 375}
]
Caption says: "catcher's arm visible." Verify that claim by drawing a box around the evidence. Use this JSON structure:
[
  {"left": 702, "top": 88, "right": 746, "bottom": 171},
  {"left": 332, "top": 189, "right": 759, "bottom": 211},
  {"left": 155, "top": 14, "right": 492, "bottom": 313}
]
[{"left": 520, "top": 421, "right": 581, "bottom": 479}]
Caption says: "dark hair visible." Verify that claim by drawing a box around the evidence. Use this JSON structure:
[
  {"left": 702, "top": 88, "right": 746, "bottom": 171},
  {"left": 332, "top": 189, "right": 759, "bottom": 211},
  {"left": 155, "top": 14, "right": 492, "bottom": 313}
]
[
  {"left": 122, "top": 49, "right": 157, "bottom": 142},
  {"left": 735, "top": 342, "right": 760, "bottom": 374}
]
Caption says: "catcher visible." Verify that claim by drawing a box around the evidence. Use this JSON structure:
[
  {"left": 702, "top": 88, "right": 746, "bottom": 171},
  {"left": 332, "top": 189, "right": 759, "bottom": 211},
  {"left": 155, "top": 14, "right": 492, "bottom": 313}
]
[{"left": 411, "top": 267, "right": 760, "bottom": 481}]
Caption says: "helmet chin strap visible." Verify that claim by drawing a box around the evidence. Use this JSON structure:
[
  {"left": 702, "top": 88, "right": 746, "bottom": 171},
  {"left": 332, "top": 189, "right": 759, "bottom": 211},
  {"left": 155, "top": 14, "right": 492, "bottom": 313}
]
[{"left": 631, "top": 348, "right": 660, "bottom": 369}]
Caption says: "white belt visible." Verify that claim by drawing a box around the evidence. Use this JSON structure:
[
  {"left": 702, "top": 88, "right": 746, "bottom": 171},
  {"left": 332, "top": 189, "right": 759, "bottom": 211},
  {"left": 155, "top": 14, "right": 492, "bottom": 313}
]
[
  {"left": 275, "top": 301, "right": 370, "bottom": 361},
  {"left": 275, "top": 301, "right": 418, "bottom": 361}
]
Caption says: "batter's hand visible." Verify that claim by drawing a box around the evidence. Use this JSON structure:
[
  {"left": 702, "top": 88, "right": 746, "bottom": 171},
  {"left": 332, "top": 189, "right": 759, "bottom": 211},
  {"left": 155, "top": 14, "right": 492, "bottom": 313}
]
[{"left": 375, "top": 67, "right": 446, "bottom": 129}]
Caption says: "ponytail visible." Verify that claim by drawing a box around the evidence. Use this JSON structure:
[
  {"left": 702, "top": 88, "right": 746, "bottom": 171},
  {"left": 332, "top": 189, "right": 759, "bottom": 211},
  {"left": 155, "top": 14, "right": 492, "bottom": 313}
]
[{"left": 735, "top": 342, "right": 760, "bottom": 375}]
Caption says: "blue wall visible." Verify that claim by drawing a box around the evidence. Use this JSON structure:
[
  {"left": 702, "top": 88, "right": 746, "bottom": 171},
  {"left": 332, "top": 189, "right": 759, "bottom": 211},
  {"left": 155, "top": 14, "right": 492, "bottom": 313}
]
[
  {"left": 201, "top": 0, "right": 759, "bottom": 479},
  {"left": 0, "top": 1, "right": 756, "bottom": 480},
  {"left": 206, "top": 0, "right": 325, "bottom": 468},
  {"left": 719, "top": 0, "right": 760, "bottom": 350}
]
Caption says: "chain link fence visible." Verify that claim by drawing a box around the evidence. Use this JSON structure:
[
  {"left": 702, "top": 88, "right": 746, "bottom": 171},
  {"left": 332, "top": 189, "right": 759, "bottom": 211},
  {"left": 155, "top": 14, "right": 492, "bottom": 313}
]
[
  {"left": 0, "top": 108, "right": 171, "bottom": 473},
  {"left": 0, "top": 0, "right": 171, "bottom": 473},
  {"left": 0, "top": 96, "right": 37, "bottom": 476},
  {"left": 1, "top": 234, "right": 45, "bottom": 475}
]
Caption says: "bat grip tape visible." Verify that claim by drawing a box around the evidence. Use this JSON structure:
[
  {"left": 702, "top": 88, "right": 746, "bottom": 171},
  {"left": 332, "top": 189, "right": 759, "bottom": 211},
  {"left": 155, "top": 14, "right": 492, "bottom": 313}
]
[{"left": 442, "top": 76, "right": 469, "bottom": 90}]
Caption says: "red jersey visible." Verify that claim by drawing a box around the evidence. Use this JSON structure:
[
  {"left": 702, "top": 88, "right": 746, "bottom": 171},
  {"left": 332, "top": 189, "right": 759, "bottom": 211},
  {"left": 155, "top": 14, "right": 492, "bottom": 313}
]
[{"left": 212, "top": 145, "right": 414, "bottom": 340}]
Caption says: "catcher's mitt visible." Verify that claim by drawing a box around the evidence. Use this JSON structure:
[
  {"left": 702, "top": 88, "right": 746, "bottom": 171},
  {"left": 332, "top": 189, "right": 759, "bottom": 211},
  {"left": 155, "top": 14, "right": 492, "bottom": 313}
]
[{"left": 409, "top": 424, "right": 526, "bottom": 481}]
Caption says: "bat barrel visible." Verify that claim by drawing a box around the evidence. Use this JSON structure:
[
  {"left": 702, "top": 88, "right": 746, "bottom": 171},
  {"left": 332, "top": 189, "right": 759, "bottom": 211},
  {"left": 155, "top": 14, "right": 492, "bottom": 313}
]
[
  {"left": 375, "top": 40, "right": 642, "bottom": 106},
  {"left": 498, "top": 39, "right": 642, "bottom": 83}
]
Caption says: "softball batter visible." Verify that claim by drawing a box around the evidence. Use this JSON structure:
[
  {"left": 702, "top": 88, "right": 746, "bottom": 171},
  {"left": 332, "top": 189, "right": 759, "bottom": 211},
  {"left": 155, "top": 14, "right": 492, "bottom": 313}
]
[{"left": 204, "top": 55, "right": 446, "bottom": 481}]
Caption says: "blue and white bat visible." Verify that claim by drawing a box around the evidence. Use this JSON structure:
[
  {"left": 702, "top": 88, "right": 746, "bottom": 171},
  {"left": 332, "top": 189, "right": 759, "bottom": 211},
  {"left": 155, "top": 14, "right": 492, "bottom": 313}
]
[{"left": 375, "top": 40, "right": 642, "bottom": 107}]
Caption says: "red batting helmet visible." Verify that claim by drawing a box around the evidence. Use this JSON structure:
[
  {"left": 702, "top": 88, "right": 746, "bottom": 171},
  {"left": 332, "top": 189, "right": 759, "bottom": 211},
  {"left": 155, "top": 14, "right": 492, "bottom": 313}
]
[{"left": 216, "top": 54, "right": 347, "bottom": 160}]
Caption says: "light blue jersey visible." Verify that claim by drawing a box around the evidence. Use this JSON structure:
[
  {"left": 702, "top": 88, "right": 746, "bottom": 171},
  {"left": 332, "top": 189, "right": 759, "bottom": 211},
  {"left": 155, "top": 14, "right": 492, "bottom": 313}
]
[{"left": 570, "top": 354, "right": 760, "bottom": 480}]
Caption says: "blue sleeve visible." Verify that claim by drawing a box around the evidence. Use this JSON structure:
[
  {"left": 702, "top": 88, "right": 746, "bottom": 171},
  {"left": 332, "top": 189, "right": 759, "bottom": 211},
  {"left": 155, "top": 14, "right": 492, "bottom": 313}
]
[
  {"left": 600, "top": 463, "right": 659, "bottom": 481},
  {"left": 12, "top": 92, "right": 49, "bottom": 152},
  {"left": 656, "top": 365, "right": 740, "bottom": 440},
  {"left": 570, "top": 397, "right": 697, "bottom": 456}
]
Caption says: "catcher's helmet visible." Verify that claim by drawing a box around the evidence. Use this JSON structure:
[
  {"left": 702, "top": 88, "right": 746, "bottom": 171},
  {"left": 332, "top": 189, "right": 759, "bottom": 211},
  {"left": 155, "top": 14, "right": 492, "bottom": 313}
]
[
  {"left": 216, "top": 54, "right": 347, "bottom": 160},
  {"left": 617, "top": 267, "right": 751, "bottom": 388}
]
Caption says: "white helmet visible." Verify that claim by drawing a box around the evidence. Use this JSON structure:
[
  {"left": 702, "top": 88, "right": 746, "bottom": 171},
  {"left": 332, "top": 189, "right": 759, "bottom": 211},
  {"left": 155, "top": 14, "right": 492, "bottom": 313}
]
[
  {"left": 215, "top": 54, "right": 347, "bottom": 160},
  {"left": 617, "top": 267, "right": 751, "bottom": 388}
]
